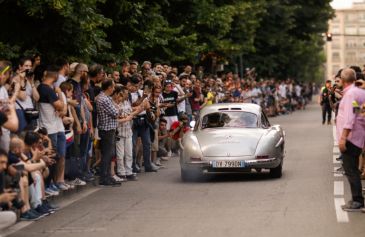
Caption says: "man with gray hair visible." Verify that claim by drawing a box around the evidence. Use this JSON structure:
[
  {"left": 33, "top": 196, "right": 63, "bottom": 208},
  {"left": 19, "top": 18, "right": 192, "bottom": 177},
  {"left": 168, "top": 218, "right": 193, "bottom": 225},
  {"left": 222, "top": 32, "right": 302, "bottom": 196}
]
[{"left": 336, "top": 68, "right": 365, "bottom": 212}]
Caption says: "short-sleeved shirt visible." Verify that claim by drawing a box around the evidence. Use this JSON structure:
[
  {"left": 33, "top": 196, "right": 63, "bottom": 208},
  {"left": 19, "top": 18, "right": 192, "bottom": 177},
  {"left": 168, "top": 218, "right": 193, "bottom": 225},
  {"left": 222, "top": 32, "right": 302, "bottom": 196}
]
[
  {"left": 37, "top": 83, "right": 64, "bottom": 134},
  {"left": 117, "top": 100, "right": 133, "bottom": 138},
  {"left": 162, "top": 91, "right": 178, "bottom": 116},
  {"left": 54, "top": 75, "right": 67, "bottom": 88},
  {"left": 15, "top": 81, "right": 34, "bottom": 110},
  {"left": 170, "top": 121, "right": 190, "bottom": 140}
]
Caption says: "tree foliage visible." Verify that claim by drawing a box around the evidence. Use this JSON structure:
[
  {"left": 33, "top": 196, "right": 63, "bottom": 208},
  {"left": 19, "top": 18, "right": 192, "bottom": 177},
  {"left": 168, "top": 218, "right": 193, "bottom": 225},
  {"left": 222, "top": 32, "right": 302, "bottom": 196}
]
[{"left": 0, "top": 0, "right": 333, "bottom": 81}]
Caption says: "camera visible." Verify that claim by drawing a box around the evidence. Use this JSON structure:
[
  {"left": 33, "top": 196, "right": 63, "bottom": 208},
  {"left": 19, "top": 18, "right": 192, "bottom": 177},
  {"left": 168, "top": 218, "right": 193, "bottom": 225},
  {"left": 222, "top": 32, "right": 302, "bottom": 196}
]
[
  {"left": 3, "top": 168, "right": 25, "bottom": 209},
  {"left": 24, "top": 69, "right": 34, "bottom": 78},
  {"left": 150, "top": 104, "right": 157, "bottom": 112}
]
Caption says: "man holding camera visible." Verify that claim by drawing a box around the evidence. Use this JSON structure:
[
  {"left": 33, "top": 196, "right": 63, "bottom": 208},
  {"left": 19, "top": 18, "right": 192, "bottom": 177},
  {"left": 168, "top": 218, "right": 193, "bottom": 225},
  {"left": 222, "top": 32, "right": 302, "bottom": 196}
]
[
  {"left": 14, "top": 57, "right": 40, "bottom": 133},
  {"left": 129, "top": 75, "right": 158, "bottom": 173},
  {"left": 169, "top": 113, "right": 190, "bottom": 153},
  {"left": 320, "top": 80, "right": 333, "bottom": 125}
]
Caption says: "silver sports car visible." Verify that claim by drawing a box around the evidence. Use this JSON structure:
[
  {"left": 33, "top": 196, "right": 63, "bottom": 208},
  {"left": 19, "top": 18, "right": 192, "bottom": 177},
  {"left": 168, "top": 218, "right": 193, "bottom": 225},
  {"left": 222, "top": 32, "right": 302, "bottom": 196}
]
[{"left": 180, "top": 103, "right": 285, "bottom": 181}]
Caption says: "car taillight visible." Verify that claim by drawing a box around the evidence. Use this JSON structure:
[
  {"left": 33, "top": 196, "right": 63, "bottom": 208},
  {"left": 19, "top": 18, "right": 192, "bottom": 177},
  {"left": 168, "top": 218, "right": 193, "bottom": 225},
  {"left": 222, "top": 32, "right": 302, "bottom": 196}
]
[
  {"left": 190, "top": 157, "right": 202, "bottom": 161},
  {"left": 256, "top": 155, "right": 269, "bottom": 159}
]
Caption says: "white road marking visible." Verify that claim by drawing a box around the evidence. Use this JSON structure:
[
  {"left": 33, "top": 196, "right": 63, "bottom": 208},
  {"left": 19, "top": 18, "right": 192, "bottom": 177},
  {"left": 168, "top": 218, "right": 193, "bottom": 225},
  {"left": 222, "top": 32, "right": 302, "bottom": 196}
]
[
  {"left": 333, "top": 147, "right": 340, "bottom": 154},
  {"left": 332, "top": 125, "right": 348, "bottom": 223},
  {"left": 334, "top": 181, "right": 344, "bottom": 196},
  {"left": 333, "top": 155, "right": 341, "bottom": 164},
  {"left": 333, "top": 126, "right": 337, "bottom": 141},
  {"left": 334, "top": 198, "right": 349, "bottom": 223},
  {"left": 0, "top": 187, "right": 100, "bottom": 237},
  {"left": 333, "top": 167, "right": 343, "bottom": 177}
]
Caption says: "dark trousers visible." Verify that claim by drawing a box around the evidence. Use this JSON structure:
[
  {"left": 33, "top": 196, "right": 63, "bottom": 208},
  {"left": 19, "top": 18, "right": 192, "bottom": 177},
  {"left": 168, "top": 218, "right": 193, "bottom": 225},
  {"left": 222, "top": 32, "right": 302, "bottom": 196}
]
[
  {"left": 322, "top": 104, "right": 332, "bottom": 123},
  {"left": 80, "top": 129, "right": 90, "bottom": 173},
  {"left": 99, "top": 129, "right": 116, "bottom": 182},
  {"left": 342, "top": 141, "right": 364, "bottom": 204},
  {"left": 132, "top": 119, "right": 152, "bottom": 171}
]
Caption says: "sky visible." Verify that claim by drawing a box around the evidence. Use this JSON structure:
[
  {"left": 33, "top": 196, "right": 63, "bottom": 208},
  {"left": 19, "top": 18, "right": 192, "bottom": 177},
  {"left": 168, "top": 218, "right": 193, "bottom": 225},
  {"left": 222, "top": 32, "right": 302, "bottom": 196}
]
[{"left": 331, "top": 0, "right": 363, "bottom": 9}]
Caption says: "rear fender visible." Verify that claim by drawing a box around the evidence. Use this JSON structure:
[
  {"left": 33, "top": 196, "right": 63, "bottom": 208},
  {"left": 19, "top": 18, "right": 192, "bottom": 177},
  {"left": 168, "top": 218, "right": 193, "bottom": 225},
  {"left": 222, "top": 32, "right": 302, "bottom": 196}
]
[{"left": 255, "top": 128, "right": 284, "bottom": 158}]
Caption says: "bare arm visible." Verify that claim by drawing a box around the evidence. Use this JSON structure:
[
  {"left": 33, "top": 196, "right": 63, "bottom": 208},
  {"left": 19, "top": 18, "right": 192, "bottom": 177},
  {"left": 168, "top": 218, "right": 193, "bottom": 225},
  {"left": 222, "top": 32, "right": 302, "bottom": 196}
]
[
  {"left": 53, "top": 88, "right": 65, "bottom": 112},
  {"left": 29, "top": 81, "right": 40, "bottom": 102},
  {"left": 2, "top": 103, "right": 19, "bottom": 132}
]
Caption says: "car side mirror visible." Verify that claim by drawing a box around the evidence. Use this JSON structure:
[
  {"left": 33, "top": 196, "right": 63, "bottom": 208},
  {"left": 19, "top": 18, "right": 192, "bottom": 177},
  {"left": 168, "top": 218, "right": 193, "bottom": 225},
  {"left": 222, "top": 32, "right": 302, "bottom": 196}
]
[{"left": 190, "top": 120, "right": 196, "bottom": 128}]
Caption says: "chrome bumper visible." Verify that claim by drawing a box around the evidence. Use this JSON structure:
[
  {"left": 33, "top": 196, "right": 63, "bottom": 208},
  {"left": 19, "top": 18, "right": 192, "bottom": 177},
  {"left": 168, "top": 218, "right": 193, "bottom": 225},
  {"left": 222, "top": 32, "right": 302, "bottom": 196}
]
[{"left": 183, "top": 157, "right": 280, "bottom": 170}]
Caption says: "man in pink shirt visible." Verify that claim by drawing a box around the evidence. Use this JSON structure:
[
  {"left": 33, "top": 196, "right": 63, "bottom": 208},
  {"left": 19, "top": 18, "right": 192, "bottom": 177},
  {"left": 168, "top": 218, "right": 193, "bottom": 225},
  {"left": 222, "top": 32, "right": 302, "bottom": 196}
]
[{"left": 336, "top": 68, "right": 365, "bottom": 212}]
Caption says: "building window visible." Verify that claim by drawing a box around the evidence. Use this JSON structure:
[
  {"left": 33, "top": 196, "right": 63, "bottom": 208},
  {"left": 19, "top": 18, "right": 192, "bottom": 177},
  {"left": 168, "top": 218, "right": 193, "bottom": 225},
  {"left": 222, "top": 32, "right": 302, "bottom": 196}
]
[
  {"left": 346, "top": 52, "right": 356, "bottom": 61},
  {"left": 359, "top": 53, "right": 365, "bottom": 61},
  {"left": 359, "top": 26, "right": 365, "bottom": 35},
  {"left": 345, "top": 13, "right": 357, "bottom": 22},
  {"left": 359, "top": 13, "right": 365, "bottom": 21},
  {"left": 332, "top": 52, "right": 340, "bottom": 61},
  {"left": 345, "top": 26, "right": 357, "bottom": 35},
  {"left": 346, "top": 39, "right": 357, "bottom": 48},
  {"left": 332, "top": 26, "right": 340, "bottom": 34}
]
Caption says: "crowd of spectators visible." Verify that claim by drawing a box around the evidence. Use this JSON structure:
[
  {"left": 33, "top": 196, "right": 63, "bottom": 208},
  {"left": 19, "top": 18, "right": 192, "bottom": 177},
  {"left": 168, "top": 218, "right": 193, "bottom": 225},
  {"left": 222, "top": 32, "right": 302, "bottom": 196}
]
[{"left": 0, "top": 55, "right": 315, "bottom": 229}]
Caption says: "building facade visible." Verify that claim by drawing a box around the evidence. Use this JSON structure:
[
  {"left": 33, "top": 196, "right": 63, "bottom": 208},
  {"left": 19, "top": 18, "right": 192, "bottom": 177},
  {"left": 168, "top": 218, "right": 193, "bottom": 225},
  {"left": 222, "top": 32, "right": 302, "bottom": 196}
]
[{"left": 327, "top": 1, "right": 365, "bottom": 79}]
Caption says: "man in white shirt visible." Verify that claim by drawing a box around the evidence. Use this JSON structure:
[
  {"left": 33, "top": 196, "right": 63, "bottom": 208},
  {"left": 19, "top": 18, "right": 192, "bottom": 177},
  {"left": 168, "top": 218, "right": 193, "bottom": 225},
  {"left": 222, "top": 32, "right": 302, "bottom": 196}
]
[
  {"left": 279, "top": 81, "right": 287, "bottom": 99},
  {"left": 54, "top": 59, "right": 69, "bottom": 88}
]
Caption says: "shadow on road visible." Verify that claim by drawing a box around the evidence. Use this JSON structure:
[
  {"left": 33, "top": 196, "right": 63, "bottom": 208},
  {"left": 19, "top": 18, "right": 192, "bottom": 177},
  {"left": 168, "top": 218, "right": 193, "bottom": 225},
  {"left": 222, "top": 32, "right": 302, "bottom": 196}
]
[{"left": 173, "top": 170, "right": 289, "bottom": 184}]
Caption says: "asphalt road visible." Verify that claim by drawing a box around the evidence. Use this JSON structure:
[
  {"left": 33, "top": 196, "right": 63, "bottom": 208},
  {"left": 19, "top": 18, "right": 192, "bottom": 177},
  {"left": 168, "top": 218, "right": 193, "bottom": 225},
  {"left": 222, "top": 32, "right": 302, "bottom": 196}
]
[{"left": 6, "top": 101, "right": 365, "bottom": 237}]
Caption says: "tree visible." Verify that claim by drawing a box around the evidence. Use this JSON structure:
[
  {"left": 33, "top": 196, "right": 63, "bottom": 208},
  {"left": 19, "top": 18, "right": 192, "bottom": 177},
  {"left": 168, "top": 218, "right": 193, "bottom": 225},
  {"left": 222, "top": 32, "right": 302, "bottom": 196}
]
[
  {"left": 0, "top": 0, "right": 112, "bottom": 62},
  {"left": 243, "top": 0, "right": 333, "bottom": 81}
]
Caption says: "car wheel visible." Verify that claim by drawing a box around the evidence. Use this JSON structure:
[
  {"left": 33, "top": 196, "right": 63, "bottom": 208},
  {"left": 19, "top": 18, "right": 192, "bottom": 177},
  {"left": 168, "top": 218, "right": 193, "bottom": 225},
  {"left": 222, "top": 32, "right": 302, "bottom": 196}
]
[{"left": 269, "top": 163, "right": 282, "bottom": 178}]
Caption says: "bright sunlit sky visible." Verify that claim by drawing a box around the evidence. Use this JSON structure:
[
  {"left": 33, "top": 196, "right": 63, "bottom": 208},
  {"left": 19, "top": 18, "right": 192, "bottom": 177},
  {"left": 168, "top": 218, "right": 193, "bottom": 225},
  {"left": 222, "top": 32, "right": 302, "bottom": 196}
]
[{"left": 331, "top": 0, "right": 363, "bottom": 9}]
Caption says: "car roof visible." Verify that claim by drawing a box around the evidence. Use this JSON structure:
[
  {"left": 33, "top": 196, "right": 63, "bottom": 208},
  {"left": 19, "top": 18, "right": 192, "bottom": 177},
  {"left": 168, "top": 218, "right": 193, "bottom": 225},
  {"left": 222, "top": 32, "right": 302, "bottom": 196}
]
[{"left": 200, "top": 103, "right": 261, "bottom": 117}]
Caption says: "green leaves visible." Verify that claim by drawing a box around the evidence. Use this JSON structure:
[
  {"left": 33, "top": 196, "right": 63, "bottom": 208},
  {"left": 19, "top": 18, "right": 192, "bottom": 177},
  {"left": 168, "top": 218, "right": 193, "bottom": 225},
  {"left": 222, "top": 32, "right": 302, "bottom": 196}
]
[{"left": 0, "top": 0, "right": 333, "bottom": 81}]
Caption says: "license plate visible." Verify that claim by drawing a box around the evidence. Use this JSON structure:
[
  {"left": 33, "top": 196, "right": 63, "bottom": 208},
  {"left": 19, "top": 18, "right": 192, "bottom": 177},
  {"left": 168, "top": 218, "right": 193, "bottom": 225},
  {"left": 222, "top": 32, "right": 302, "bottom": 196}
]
[{"left": 212, "top": 160, "right": 245, "bottom": 168}]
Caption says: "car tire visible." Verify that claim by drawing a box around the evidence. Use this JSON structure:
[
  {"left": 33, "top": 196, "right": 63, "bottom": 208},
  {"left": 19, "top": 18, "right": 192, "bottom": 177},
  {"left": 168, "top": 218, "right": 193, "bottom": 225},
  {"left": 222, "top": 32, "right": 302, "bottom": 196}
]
[{"left": 269, "top": 163, "right": 282, "bottom": 178}]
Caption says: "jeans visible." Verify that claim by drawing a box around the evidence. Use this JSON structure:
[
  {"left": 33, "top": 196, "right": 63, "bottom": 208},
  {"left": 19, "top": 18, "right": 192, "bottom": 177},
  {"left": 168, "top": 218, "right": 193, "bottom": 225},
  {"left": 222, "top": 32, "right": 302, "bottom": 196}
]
[
  {"left": 48, "top": 132, "right": 66, "bottom": 185},
  {"left": 99, "top": 129, "right": 116, "bottom": 183},
  {"left": 49, "top": 132, "right": 66, "bottom": 158},
  {"left": 132, "top": 119, "right": 153, "bottom": 170},
  {"left": 322, "top": 103, "right": 332, "bottom": 123},
  {"left": 79, "top": 129, "right": 90, "bottom": 173},
  {"left": 116, "top": 136, "right": 133, "bottom": 176},
  {"left": 342, "top": 141, "right": 364, "bottom": 204}
]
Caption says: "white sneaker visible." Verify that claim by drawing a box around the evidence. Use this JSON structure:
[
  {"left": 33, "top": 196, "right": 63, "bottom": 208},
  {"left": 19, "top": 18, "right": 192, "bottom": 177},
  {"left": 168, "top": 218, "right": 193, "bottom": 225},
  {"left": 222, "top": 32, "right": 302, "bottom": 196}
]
[
  {"left": 155, "top": 159, "right": 162, "bottom": 166},
  {"left": 71, "top": 178, "right": 86, "bottom": 186},
  {"left": 66, "top": 182, "right": 75, "bottom": 189},
  {"left": 160, "top": 156, "right": 169, "bottom": 161},
  {"left": 113, "top": 175, "right": 124, "bottom": 182},
  {"left": 167, "top": 151, "right": 172, "bottom": 157}
]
